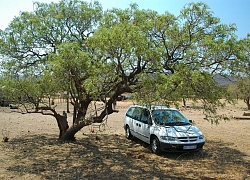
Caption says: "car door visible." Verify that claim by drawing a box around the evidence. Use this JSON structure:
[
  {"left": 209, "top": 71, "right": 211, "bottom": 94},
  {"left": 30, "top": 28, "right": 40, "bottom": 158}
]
[
  {"left": 137, "top": 108, "right": 151, "bottom": 144},
  {"left": 130, "top": 107, "right": 142, "bottom": 138}
]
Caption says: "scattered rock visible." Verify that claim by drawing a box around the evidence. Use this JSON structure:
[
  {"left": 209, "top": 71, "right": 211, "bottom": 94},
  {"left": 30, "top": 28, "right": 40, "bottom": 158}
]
[{"left": 3, "top": 137, "right": 9, "bottom": 142}]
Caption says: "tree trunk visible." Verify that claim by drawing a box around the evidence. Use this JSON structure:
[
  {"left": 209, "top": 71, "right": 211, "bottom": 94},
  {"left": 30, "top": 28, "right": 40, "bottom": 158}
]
[
  {"left": 182, "top": 98, "right": 186, "bottom": 107},
  {"left": 55, "top": 112, "right": 69, "bottom": 139},
  {"left": 48, "top": 96, "right": 51, "bottom": 107},
  {"left": 60, "top": 99, "right": 114, "bottom": 141},
  {"left": 66, "top": 92, "right": 70, "bottom": 113},
  {"left": 247, "top": 101, "right": 250, "bottom": 110},
  {"left": 56, "top": 97, "right": 118, "bottom": 141},
  {"left": 61, "top": 122, "right": 87, "bottom": 141},
  {"left": 73, "top": 106, "right": 77, "bottom": 124},
  {"left": 244, "top": 97, "right": 250, "bottom": 110}
]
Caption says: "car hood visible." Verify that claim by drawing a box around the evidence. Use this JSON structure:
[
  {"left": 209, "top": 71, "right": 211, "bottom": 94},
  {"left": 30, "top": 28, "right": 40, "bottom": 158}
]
[{"left": 166, "top": 125, "right": 202, "bottom": 137}]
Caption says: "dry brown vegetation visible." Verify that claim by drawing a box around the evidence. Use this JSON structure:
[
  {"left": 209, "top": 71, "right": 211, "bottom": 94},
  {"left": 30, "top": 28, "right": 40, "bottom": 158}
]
[{"left": 0, "top": 100, "right": 250, "bottom": 180}]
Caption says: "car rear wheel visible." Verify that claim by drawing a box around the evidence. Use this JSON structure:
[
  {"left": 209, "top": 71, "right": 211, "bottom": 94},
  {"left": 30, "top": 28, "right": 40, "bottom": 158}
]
[
  {"left": 151, "top": 136, "right": 161, "bottom": 154},
  {"left": 125, "top": 125, "right": 132, "bottom": 139}
]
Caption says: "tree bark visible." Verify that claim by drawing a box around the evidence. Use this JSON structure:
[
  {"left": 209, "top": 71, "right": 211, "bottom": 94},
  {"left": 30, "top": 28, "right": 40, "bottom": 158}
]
[
  {"left": 244, "top": 97, "right": 250, "bottom": 110},
  {"left": 61, "top": 121, "right": 89, "bottom": 141},
  {"left": 182, "top": 98, "right": 187, "bottom": 107},
  {"left": 66, "top": 92, "right": 70, "bottom": 113},
  {"left": 41, "top": 107, "right": 82, "bottom": 141},
  {"left": 33, "top": 95, "right": 120, "bottom": 141},
  {"left": 55, "top": 112, "right": 69, "bottom": 139}
]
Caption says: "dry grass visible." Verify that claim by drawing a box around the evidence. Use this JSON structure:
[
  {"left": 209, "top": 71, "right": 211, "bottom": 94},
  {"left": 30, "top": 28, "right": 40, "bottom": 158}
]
[
  {"left": 0, "top": 133, "right": 249, "bottom": 180},
  {"left": 0, "top": 100, "right": 250, "bottom": 179}
]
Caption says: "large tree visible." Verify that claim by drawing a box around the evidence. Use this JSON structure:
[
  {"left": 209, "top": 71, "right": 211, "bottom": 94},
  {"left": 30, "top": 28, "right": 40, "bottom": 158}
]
[
  {"left": 0, "top": 0, "right": 104, "bottom": 140},
  {"left": 88, "top": 2, "right": 237, "bottom": 123},
  {"left": 0, "top": 1, "right": 239, "bottom": 140},
  {"left": 231, "top": 34, "right": 250, "bottom": 109}
]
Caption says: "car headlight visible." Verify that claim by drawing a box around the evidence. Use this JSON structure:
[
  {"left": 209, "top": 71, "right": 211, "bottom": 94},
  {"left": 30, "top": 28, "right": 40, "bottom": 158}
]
[
  {"left": 161, "top": 136, "right": 177, "bottom": 141},
  {"left": 199, "top": 135, "right": 204, "bottom": 139}
]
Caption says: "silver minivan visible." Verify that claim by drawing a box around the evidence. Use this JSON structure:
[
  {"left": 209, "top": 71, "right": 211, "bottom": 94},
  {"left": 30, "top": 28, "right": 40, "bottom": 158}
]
[{"left": 123, "top": 105, "right": 205, "bottom": 154}]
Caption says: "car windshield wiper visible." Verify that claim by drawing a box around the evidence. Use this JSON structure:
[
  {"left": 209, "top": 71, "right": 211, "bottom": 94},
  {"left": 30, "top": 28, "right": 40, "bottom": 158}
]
[
  {"left": 182, "top": 122, "right": 191, "bottom": 125},
  {"left": 165, "top": 122, "right": 190, "bottom": 126},
  {"left": 165, "top": 122, "right": 181, "bottom": 126}
]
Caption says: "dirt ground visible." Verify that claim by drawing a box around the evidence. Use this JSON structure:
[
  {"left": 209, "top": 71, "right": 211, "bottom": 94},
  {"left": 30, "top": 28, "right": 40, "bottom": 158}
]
[{"left": 0, "top": 100, "right": 250, "bottom": 180}]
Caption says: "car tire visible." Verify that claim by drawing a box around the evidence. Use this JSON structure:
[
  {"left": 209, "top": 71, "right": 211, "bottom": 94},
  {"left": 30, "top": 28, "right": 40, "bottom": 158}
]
[
  {"left": 151, "top": 136, "right": 161, "bottom": 154},
  {"left": 125, "top": 125, "right": 132, "bottom": 139}
]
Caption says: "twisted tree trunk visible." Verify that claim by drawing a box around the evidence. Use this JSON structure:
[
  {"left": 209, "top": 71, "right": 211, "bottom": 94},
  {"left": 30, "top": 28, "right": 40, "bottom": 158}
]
[{"left": 54, "top": 112, "right": 69, "bottom": 139}]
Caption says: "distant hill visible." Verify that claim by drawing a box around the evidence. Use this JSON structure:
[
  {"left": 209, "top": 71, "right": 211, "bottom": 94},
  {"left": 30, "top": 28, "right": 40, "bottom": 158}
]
[{"left": 214, "top": 74, "right": 237, "bottom": 86}]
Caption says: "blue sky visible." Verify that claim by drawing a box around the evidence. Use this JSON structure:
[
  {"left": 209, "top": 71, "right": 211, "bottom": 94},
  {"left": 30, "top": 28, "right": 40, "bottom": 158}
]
[{"left": 0, "top": 0, "right": 249, "bottom": 38}]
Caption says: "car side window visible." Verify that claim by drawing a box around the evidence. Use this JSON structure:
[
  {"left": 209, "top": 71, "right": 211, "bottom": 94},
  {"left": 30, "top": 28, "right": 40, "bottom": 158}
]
[
  {"left": 141, "top": 109, "right": 150, "bottom": 124},
  {"left": 131, "top": 107, "right": 141, "bottom": 121},
  {"left": 126, "top": 107, "right": 135, "bottom": 118}
]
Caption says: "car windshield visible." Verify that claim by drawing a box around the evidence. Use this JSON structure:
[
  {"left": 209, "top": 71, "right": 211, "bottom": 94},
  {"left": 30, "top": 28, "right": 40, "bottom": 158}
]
[{"left": 152, "top": 109, "right": 190, "bottom": 126}]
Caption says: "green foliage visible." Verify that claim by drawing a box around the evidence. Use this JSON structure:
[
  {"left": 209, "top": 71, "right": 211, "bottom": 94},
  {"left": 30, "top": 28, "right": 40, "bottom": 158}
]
[
  {"left": 0, "top": 0, "right": 243, "bottom": 125},
  {"left": 229, "top": 34, "right": 250, "bottom": 109},
  {"left": 0, "top": 0, "right": 103, "bottom": 105}
]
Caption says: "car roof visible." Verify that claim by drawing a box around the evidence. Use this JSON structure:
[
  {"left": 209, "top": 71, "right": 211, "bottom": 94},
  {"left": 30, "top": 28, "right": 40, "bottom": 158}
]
[{"left": 130, "top": 104, "right": 177, "bottom": 111}]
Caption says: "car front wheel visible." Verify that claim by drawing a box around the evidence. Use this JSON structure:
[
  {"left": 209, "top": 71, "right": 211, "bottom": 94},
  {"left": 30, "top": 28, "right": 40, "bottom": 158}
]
[
  {"left": 125, "top": 125, "right": 132, "bottom": 139},
  {"left": 151, "top": 136, "right": 161, "bottom": 154}
]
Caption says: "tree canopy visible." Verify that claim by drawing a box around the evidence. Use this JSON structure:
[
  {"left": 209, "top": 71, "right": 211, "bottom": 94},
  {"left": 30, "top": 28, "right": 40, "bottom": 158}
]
[
  {"left": 0, "top": 0, "right": 244, "bottom": 140},
  {"left": 229, "top": 34, "right": 250, "bottom": 109}
]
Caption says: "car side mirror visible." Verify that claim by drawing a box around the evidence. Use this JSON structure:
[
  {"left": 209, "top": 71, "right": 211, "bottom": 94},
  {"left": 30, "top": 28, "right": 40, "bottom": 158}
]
[{"left": 189, "top": 120, "right": 193, "bottom": 123}]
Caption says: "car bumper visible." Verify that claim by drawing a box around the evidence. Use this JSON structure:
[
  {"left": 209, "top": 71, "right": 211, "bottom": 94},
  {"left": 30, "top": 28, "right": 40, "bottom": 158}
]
[{"left": 160, "top": 142, "right": 205, "bottom": 152}]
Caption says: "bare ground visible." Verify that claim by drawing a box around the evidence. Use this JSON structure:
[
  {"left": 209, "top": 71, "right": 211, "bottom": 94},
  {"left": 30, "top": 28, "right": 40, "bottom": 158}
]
[{"left": 0, "top": 100, "right": 250, "bottom": 180}]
